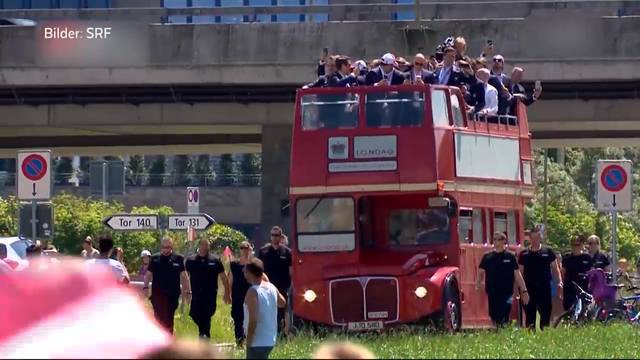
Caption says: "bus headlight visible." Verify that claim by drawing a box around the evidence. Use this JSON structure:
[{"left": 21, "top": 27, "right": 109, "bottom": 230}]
[
  {"left": 303, "top": 289, "right": 317, "bottom": 303},
  {"left": 415, "top": 286, "right": 428, "bottom": 298}
]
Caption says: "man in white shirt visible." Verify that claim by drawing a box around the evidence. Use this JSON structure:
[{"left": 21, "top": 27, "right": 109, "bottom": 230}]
[
  {"left": 471, "top": 68, "right": 498, "bottom": 116},
  {"left": 86, "top": 236, "right": 130, "bottom": 284}
]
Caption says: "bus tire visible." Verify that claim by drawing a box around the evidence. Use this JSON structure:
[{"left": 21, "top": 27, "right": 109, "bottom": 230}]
[{"left": 440, "top": 278, "right": 462, "bottom": 332}]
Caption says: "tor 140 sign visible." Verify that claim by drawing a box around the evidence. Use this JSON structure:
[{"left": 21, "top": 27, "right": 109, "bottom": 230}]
[{"left": 103, "top": 215, "right": 159, "bottom": 231}]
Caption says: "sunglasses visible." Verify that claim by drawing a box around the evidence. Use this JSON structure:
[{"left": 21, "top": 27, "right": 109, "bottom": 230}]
[
  {"left": 240, "top": 246, "right": 250, "bottom": 250},
  {"left": 414, "top": 62, "right": 425, "bottom": 66},
  {"left": 271, "top": 233, "right": 282, "bottom": 237},
  {"left": 493, "top": 58, "right": 503, "bottom": 62}
]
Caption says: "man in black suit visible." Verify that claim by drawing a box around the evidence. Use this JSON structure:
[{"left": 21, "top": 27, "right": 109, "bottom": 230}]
[
  {"left": 327, "top": 56, "right": 359, "bottom": 87},
  {"left": 434, "top": 47, "right": 463, "bottom": 87},
  {"left": 407, "top": 53, "right": 437, "bottom": 85},
  {"left": 364, "top": 53, "right": 408, "bottom": 86},
  {"left": 505, "top": 67, "right": 541, "bottom": 106}
]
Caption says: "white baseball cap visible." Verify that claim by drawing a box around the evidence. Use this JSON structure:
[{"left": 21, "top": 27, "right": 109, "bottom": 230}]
[
  {"left": 140, "top": 250, "right": 151, "bottom": 257},
  {"left": 380, "top": 53, "right": 396, "bottom": 66},
  {"left": 353, "top": 60, "right": 367, "bottom": 71}
]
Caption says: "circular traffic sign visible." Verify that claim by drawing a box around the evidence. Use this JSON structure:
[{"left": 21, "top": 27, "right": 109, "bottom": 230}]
[
  {"left": 600, "top": 164, "right": 628, "bottom": 192},
  {"left": 188, "top": 188, "right": 199, "bottom": 203},
  {"left": 21, "top": 154, "right": 48, "bottom": 181}
]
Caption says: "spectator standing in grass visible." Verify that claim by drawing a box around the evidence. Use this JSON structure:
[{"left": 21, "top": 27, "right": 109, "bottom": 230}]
[
  {"left": 243, "top": 258, "right": 286, "bottom": 359},
  {"left": 86, "top": 236, "right": 130, "bottom": 284},
  {"left": 230, "top": 241, "right": 255, "bottom": 346},
  {"left": 561, "top": 235, "right": 593, "bottom": 311},
  {"left": 587, "top": 235, "right": 611, "bottom": 271},
  {"left": 81, "top": 236, "right": 99, "bottom": 259}
]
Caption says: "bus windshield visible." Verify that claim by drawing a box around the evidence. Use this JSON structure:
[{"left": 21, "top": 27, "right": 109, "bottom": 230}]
[
  {"left": 388, "top": 208, "right": 450, "bottom": 246},
  {"left": 296, "top": 197, "right": 355, "bottom": 252}
]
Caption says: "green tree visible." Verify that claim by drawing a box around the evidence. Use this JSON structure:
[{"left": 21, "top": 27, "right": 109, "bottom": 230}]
[
  {"left": 194, "top": 155, "right": 212, "bottom": 186},
  {"left": 55, "top": 157, "right": 74, "bottom": 185},
  {"left": 147, "top": 156, "right": 166, "bottom": 186},
  {"left": 217, "top": 154, "right": 236, "bottom": 186},
  {"left": 0, "top": 196, "right": 19, "bottom": 236},
  {"left": 127, "top": 155, "right": 145, "bottom": 186},
  {"left": 240, "top": 153, "right": 262, "bottom": 186},
  {"left": 173, "top": 155, "right": 195, "bottom": 186}
]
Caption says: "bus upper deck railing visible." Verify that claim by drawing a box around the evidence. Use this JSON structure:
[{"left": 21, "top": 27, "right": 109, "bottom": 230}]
[{"left": 297, "top": 84, "right": 520, "bottom": 130}]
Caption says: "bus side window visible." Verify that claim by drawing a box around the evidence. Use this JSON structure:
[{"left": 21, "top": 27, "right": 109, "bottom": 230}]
[
  {"left": 493, "top": 211, "right": 508, "bottom": 241},
  {"left": 458, "top": 209, "right": 473, "bottom": 243},
  {"left": 431, "top": 90, "right": 450, "bottom": 126},
  {"left": 472, "top": 208, "right": 483, "bottom": 244},
  {"left": 507, "top": 210, "right": 517, "bottom": 245}
]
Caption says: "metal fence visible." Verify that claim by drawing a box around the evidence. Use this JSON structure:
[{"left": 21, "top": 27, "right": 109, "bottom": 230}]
[{"left": 0, "top": 172, "right": 262, "bottom": 188}]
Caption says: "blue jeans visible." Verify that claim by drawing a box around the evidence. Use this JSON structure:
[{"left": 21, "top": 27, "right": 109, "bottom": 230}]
[{"left": 247, "top": 346, "right": 273, "bottom": 359}]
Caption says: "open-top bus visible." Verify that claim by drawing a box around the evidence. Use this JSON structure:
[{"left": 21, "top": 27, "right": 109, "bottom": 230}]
[{"left": 287, "top": 84, "right": 534, "bottom": 330}]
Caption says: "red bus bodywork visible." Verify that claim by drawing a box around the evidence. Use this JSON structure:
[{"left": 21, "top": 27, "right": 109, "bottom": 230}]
[{"left": 288, "top": 85, "right": 534, "bottom": 329}]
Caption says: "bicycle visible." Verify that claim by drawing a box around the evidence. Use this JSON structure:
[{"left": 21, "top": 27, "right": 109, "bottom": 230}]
[{"left": 553, "top": 281, "right": 598, "bottom": 327}]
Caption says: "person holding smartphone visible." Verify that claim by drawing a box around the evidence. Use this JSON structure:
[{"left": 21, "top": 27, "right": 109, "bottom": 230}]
[{"left": 506, "top": 67, "right": 542, "bottom": 111}]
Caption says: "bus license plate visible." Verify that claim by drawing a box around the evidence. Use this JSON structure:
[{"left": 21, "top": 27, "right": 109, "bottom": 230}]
[{"left": 347, "top": 321, "right": 383, "bottom": 331}]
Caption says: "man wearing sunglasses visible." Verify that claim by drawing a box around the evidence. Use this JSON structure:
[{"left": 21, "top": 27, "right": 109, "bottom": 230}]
[
  {"left": 407, "top": 53, "right": 437, "bottom": 85},
  {"left": 144, "top": 237, "right": 191, "bottom": 334},
  {"left": 561, "top": 235, "right": 593, "bottom": 311},
  {"left": 257, "top": 226, "right": 292, "bottom": 335}
]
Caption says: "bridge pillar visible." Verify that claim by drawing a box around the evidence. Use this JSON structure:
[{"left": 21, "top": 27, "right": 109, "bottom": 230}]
[{"left": 259, "top": 125, "right": 292, "bottom": 248}]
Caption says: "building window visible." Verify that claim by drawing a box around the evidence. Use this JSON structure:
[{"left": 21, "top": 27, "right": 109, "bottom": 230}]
[{"left": 393, "top": 0, "right": 414, "bottom": 21}]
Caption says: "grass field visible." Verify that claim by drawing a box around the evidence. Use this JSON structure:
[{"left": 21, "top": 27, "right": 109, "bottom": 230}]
[{"left": 174, "top": 298, "right": 640, "bottom": 358}]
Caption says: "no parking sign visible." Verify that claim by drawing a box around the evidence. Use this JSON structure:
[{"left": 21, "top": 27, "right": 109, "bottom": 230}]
[{"left": 596, "top": 160, "right": 632, "bottom": 212}]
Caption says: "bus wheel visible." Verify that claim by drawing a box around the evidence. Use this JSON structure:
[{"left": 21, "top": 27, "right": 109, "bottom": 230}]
[{"left": 441, "top": 284, "right": 462, "bottom": 332}]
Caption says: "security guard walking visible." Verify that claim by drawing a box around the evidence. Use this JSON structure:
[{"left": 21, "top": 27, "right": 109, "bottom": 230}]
[
  {"left": 257, "top": 226, "right": 292, "bottom": 334},
  {"left": 477, "top": 232, "right": 529, "bottom": 327},
  {"left": 561, "top": 235, "right": 593, "bottom": 311},
  {"left": 143, "top": 237, "right": 191, "bottom": 334},
  {"left": 185, "top": 238, "right": 231, "bottom": 339},
  {"left": 518, "top": 225, "right": 563, "bottom": 329}
]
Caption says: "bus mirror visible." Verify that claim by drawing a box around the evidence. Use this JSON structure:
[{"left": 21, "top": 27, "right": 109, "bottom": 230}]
[
  {"left": 427, "top": 197, "right": 457, "bottom": 216},
  {"left": 428, "top": 197, "right": 450, "bottom": 208},
  {"left": 281, "top": 199, "right": 290, "bottom": 217}
]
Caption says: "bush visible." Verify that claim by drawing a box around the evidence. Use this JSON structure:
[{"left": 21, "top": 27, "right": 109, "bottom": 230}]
[{"left": 0, "top": 193, "right": 248, "bottom": 272}]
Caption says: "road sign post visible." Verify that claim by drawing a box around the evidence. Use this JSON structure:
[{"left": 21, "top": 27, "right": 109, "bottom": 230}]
[
  {"left": 187, "top": 187, "right": 200, "bottom": 214},
  {"left": 17, "top": 150, "right": 52, "bottom": 241},
  {"left": 596, "top": 160, "right": 633, "bottom": 285}
]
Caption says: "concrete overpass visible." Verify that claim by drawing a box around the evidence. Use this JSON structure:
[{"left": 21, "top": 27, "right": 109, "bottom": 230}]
[{"left": 1, "top": 3, "right": 640, "bottom": 237}]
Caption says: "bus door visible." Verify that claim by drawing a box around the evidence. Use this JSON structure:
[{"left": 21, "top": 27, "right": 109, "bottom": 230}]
[{"left": 458, "top": 208, "right": 492, "bottom": 328}]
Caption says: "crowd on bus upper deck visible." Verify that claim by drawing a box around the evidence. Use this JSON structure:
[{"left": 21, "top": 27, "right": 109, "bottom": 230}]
[{"left": 302, "top": 36, "right": 543, "bottom": 118}]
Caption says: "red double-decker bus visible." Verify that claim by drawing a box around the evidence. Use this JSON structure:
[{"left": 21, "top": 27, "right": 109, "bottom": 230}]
[{"left": 287, "top": 84, "right": 534, "bottom": 331}]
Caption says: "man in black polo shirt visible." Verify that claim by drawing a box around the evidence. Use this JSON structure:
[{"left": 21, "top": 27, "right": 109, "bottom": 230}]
[
  {"left": 257, "top": 225, "right": 292, "bottom": 334},
  {"left": 518, "top": 225, "right": 563, "bottom": 329},
  {"left": 185, "top": 238, "right": 231, "bottom": 339},
  {"left": 143, "top": 237, "right": 191, "bottom": 334},
  {"left": 477, "top": 232, "right": 529, "bottom": 327},
  {"left": 587, "top": 235, "right": 611, "bottom": 271},
  {"left": 561, "top": 235, "right": 593, "bottom": 311}
]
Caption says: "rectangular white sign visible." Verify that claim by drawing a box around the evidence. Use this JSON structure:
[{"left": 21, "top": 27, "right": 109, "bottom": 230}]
[
  {"left": 596, "top": 160, "right": 632, "bottom": 212},
  {"left": 329, "top": 161, "right": 397, "bottom": 173},
  {"left": 354, "top": 135, "right": 397, "bottom": 159},
  {"left": 17, "top": 150, "right": 52, "bottom": 201},
  {"left": 168, "top": 214, "right": 215, "bottom": 230},
  {"left": 298, "top": 233, "right": 355, "bottom": 252},
  {"left": 104, "top": 215, "right": 158, "bottom": 231}
]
